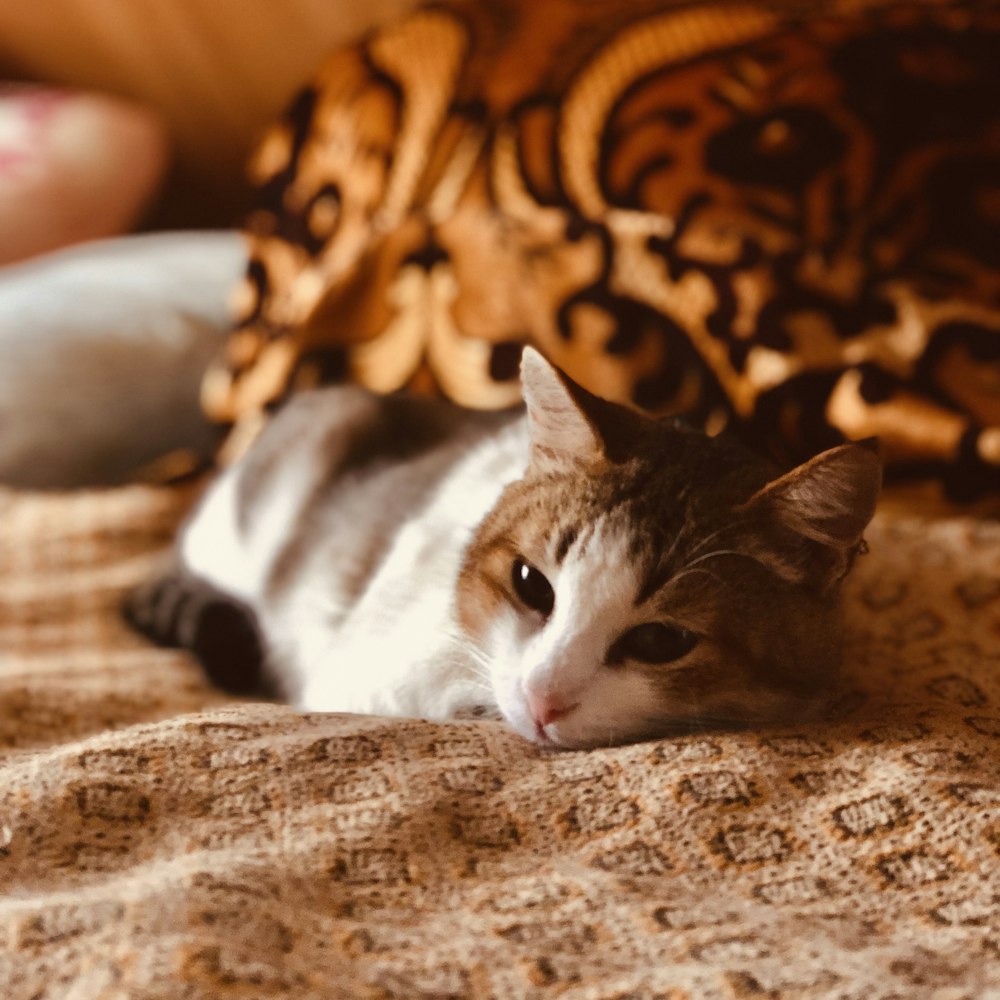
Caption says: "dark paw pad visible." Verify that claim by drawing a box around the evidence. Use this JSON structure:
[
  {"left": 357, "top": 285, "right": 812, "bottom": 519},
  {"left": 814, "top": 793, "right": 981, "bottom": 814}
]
[
  {"left": 190, "top": 600, "right": 268, "bottom": 697},
  {"left": 124, "top": 571, "right": 271, "bottom": 697}
]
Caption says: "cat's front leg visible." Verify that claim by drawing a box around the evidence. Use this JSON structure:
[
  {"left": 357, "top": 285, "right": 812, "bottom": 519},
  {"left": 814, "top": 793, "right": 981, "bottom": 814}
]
[{"left": 124, "top": 561, "right": 272, "bottom": 697}]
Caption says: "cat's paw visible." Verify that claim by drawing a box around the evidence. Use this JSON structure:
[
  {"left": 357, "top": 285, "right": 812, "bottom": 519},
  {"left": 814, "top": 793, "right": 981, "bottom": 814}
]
[
  {"left": 124, "top": 568, "right": 270, "bottom": 697},
  {"left": 123, "top": 567, "right": 201, "bottom": 648}
]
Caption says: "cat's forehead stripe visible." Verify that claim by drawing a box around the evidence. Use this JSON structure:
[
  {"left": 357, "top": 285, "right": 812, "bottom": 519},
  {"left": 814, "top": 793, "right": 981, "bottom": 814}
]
[
  {"left": 554, "top": 525, "right": 579, "bottom": 564},
  {"left": 560, "top": 518, "right": 635, "bottom": 582}
]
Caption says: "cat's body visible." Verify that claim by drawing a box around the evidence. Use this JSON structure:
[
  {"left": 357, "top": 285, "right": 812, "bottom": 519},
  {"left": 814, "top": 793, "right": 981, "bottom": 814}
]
[
  {"left": 128, "top": 350, "right": 881, "bottom": 748},
  {"left": 179, "top": 389, "right": 525, "bottom": 721}
]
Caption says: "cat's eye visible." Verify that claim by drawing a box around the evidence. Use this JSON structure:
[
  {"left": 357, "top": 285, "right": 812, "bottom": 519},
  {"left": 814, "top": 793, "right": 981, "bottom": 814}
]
[
  {"left": 609, "top": 622, "right": 698, "bottom": 665},
  {"left": 511, "top": 558, "right": 554, "bottom": 617}
]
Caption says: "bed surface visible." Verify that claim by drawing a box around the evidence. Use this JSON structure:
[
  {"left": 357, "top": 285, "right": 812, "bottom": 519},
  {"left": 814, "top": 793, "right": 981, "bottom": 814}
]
[{"left": 1, "top": 484, "right": 998, "bottom": 998}]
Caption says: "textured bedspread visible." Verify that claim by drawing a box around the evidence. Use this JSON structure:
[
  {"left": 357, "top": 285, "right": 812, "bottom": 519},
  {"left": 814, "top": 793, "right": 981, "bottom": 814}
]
[{"left": 1, "top": 484, "right": 999, "bottom": 999}]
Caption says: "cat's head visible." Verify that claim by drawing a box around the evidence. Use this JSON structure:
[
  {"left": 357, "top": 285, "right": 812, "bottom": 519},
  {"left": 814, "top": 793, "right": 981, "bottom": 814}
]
[{"left": 456, "top": 348, "right": 881, "bottom": 748}]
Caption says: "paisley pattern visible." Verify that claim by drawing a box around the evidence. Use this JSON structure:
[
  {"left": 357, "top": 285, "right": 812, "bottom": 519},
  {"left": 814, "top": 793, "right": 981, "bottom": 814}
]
[
  {"left": 205, "top": 0, "right": 1000, "bottom": 497},
  {"left": 3, "top": 483, "right": 1000, "bottom": 996}
]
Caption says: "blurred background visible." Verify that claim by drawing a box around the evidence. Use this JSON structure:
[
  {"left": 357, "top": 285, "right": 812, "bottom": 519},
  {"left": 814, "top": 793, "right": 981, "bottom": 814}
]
[
  {"left": 0, "top": 0, "right": 416, "bottom": 229},
  {"left": 0, "top": 0, "right": 417, "bottom": 487}
]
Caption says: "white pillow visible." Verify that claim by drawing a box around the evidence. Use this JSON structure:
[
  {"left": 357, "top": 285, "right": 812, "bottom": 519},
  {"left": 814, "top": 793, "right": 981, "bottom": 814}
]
[{"left": 0, "top": 231, "right": 246, "bottom": 488}]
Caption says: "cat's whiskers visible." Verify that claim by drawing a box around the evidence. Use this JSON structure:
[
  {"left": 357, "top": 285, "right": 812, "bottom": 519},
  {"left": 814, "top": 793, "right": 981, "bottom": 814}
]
[
  {"left": 667, "top": 566, "right": 724, "bottom": 588},
  {"left": 654, "top": 520, "right": 737, "bottom": 591},
  {"left": 439, "top": 627, "right": 494, "bottom": 680},
  {"left": 677, "top": 547, "right": 771, "bottom": 574},
  {"left": 682, "top": 523, "right": 739, "bottom": 562},
  {"left": 656, "top": 514, "right": 699, "bottom": 571},
  {"left": 443, "top": 631, "right": 490, "bottom": 666},
  {"left": 465, "top": 670, "right": 494, "bottom": 691},
  {"left": 464, "top": 680, "right": 496, "bottom": 696}
]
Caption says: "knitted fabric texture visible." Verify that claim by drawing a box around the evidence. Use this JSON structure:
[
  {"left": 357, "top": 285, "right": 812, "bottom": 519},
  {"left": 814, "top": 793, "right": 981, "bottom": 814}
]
[{"left": 1, "top": 484, "right": 998, "bottom": 998}]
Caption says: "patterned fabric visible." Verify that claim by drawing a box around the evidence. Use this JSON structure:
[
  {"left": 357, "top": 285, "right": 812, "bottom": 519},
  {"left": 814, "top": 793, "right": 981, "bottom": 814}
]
[
  {"left": 203, "top": 0, "right": 1000, "bottom": 496},
  {"left": 2, "top": 483, "right": 999, "bottom": 998}
]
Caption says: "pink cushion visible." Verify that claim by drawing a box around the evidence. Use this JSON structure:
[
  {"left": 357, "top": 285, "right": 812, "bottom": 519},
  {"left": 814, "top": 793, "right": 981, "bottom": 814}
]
[{"left": 0, "top": 85, "right": 168, "bottom": 265}]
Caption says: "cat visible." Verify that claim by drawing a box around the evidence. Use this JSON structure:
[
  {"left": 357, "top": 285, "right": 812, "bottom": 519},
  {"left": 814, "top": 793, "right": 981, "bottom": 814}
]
[{"left": 126, "top": 348, "right": 881, "bottom": 749}]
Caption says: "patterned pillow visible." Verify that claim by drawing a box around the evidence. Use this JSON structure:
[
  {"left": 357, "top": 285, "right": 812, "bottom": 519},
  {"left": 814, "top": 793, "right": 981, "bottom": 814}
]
[{"left": 204, "top": 0, "right": 1000, "bottom": 498}]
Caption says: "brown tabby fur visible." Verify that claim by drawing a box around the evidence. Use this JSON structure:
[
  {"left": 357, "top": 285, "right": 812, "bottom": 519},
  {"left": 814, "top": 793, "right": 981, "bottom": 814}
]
[{"left": 457, "top": 355, "right": 881, "bottom": 734}]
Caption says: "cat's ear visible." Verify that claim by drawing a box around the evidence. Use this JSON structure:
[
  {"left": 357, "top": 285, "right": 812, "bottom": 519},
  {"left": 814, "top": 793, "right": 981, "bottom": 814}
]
[
  {"left": 742, "top": 441, "right": 882, "bottom": 588},
  {"left": 520, "top": 348, "right": 638, "bottom": 471}
]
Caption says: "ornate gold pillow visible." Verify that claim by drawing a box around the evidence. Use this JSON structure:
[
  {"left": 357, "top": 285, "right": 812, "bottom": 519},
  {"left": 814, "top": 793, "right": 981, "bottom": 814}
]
[{"left": 204, "top": 0, "right": 1000, "bottom": 498}]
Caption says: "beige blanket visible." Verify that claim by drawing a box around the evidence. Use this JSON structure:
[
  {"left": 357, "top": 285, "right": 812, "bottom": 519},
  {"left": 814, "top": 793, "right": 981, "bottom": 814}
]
[{"left": 2, "top": 484, "right": 998, "bottom": 999}]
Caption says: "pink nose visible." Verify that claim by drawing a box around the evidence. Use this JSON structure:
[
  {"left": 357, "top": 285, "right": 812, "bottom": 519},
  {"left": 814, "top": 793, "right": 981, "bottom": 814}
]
[{"left": 527, "top": 691, "right": 579, "bottom": 728}]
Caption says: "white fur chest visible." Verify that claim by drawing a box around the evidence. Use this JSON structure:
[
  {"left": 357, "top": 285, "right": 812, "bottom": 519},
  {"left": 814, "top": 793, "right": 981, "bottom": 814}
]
[{"left": 282, "top": 420, "right": 529, "bottom": 719}]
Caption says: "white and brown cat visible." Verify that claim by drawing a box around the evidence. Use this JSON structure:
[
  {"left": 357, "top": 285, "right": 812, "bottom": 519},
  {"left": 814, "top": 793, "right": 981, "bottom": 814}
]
[{"left": 126, "top": 349, "right": 880, "bottom": 748}]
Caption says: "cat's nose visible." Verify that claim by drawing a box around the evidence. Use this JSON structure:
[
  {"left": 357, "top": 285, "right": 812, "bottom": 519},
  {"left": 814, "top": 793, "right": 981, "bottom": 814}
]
[{"left": 527, "top": 691, "right": 579, "bottom": 728}]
